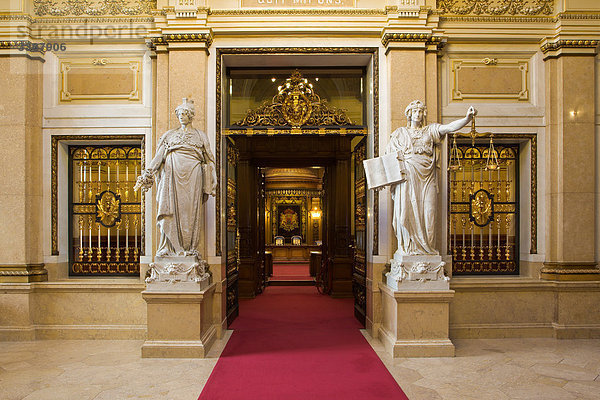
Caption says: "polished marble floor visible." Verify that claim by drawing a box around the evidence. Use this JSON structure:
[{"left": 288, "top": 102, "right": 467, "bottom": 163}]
[{"left": 1, "top": 335, "right": 599, "bottom": 399}]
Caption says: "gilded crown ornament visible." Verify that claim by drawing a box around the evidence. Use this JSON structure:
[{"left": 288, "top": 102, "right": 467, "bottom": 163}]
[{"left": 236, "top": 70, "right": 354, "bottom": 128}]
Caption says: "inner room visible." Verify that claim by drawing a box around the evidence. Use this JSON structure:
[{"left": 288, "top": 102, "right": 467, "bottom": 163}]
[{"left": 263, "top": 167, "right": 324, "bottom": 285}]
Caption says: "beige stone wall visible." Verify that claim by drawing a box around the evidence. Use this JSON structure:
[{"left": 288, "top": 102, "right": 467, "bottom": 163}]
[
  {"left": 450, "top": 279, "right": 600, "bottom": 339},
  {"left": 0, "top": 282, "right": 146, "bottom": 340}
]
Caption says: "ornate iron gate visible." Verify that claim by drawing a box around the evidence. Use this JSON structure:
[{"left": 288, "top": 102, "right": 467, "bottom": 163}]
[
  {"left": 69, "top": 145, "right": 142, "bottom": 276},
  {"left": 352, "top": 138, "right": 367, "bottom": 325},
  {"left": 448, "top": 143, "right": 519, "bottom": 275}
]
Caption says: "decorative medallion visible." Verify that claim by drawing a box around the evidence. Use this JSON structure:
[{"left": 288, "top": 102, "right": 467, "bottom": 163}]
[
  {"left": 95, "top": 190, "right": 121, "bottom": 227},
  {"left": 469, "top": 189, "right": 494, "bottom": 227},
  {"left": 236, "top": 70, "right": 354, "bottom": 128},
  {"left": 279, "top": 207, "right": 299, "bottom": 232},
  {"left": 282, "top": 86, "right": 311, "bottom": 127}
]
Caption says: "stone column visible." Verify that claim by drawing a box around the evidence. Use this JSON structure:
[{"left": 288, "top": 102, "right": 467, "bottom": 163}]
[
  {"left": 0, "top": 48, "right": 47, "bottom": 283},
  {"left": 540, "top": 39, "right": 600, "bottom": 281}
]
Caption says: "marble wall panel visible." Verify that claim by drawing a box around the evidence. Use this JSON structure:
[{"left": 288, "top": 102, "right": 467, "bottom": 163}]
[
  {"left": 388, "top": 50, "right": 425, "bottom": 129},
  {"left": 452, "top": 60, "right": 528, "bottom": 101},
  {"left": 59, "top": 59, "right": 142, "bottom": 102},
  {"left": 0, "top": 195, "right": 27, "bottom": 263},
  {"left": 556, "top": 289, "right": 600, "bottom": 326},
  {"left": 31, "top": 288, "right": 146, "bottom": 326},
  {"left": 560, "top": 192, "right": 595, "bottom": 261},
  {"left": 450, "top": 289, "right": 555, "bottom": 325}
]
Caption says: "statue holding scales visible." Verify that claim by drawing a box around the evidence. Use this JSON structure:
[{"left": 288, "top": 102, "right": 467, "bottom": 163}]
[{"left": 364, "top": 100, "right": 476, "bottom": 288}]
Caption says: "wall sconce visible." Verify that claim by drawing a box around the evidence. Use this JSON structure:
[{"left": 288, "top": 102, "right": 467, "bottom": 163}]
[{"left": 310, "top": 207, "right": 322, "bottom": 219}]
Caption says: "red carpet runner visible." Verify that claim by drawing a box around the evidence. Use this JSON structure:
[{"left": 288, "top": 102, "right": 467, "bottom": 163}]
[
  {"left": 198, "top": 286, "right": 408, "bottom": 400},
  {"left": 271, "top": 263, "right": 312, "bottom": 281}
]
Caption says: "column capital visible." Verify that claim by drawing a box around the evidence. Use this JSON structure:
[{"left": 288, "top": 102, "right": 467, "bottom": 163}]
[
  {"left": 541, "top": 38, "right": 599, "bottom": 60},
  {"left": 147, "top": 30, "right": 212, "bottom": 53},
  {"left": 382, "top": 32, "right": 444, "bottom": 53}
]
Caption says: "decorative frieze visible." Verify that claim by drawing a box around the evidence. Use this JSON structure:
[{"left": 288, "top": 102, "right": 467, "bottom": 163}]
[
  {"left": 33, "top": 0, "right": 156, "bottom": 16},
  {"left": 438, "top": 0, "right": 553, "bottom": 16}
]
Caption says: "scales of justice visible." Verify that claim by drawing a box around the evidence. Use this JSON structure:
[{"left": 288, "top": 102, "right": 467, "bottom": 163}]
[{"left": 364, "top": 100, "right": 490, "bottom": 290}]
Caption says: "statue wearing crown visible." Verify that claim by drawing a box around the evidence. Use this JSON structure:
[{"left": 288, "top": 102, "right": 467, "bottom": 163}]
[{"left": 136, "top": 98, "right": 216, "bottom": 288}]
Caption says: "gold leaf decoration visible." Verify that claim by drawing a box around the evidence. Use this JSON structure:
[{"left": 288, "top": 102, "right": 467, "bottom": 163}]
[
  {"left": 236, "top": 70, "right": 354, "bottom": 128},
  {"left": 95, "top": 190, "right": 121, "bottom": 227},
  {"left": 438, "top": 0, "right": 553, "bottom": 16}
]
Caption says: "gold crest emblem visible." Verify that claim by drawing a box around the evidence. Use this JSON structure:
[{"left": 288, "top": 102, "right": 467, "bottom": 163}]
[
  {"left": 279, "top": 208, "right": 299, "bottom": 232},
  {"left": 95, "top": 190, "right": 121, "bottom": 228},
  {"left": 469, "top": 189, "right": 493, "bottom": 227}
]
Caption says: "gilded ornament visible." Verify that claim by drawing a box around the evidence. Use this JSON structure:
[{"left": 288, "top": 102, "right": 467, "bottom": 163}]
[
  {"left": 469, "top": 189, "right": 493, "bottom": 227},
  {"left": 33, "top": 0, "right": 156, "bottom": 16},
  {"left": 236, "top": 70, "right": 354, "bottom": 128},
  {"left": 95, "top": 190, "right": 121, "bottom": 227},
  {"left": 438, "top": 0, "right": 553, "bottom": 16},
  {"left": 279, "top": 208, "right": 299, "bottom": 232}
]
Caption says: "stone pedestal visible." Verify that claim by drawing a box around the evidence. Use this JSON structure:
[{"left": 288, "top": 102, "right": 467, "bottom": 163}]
[
  {"left": 379, "top": 282, "right": 455, "bottom": 357},
  {"left": 142, "top": 282, "right": 216, "bottom": 358}
]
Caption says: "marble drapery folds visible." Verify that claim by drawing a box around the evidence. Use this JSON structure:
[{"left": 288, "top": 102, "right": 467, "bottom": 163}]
[
  {"left": 386, "top": 124, "right": 441, "bottom": 256},
  {"left": 151, "top": 127, "right": 216, "bottom": 256}
]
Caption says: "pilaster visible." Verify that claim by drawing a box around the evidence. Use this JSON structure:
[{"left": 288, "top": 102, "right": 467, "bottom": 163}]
[
  {"left": 540, "top": 37, "right": 600, "bottom": 281},
  {"left": 0, "top": 51, "right": 47, "bottom": 282}
]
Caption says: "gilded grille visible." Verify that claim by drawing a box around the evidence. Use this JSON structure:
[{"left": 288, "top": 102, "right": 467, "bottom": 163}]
[
  {"left": 70, "top": 145, "right": 142, "bottom": 276},
  {"left": 448, "top": 144, "right": 519, "bottom": 275}
]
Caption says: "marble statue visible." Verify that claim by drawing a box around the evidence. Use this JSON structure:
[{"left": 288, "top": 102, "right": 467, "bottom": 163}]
[
  {"left": 365, "top": 100, "right": 476, "bottom": 290},
  {"left": 386, "top": 100, "right": 476, "bottom": 257},
  {"left": 136, "top": 98, "right": 216, "bottom": 289}
]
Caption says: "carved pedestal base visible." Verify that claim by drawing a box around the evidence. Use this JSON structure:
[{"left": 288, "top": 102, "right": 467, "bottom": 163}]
[
  {"left": 386, "top": 254, "right": 449, "bottom": 290},
  {"left": 145, "top": 256, "right": 211, "bottom": 292},
  {"left": 142, "top": 283, "right": 216, "bottom": 358},
  {"left": 379, "top": 282, "right": 455, "bottom": 358}
]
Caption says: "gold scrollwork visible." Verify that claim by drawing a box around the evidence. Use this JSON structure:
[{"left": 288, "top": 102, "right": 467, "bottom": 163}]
[{"left": 236, "top": 70, "right": 354, "bottom": 128}]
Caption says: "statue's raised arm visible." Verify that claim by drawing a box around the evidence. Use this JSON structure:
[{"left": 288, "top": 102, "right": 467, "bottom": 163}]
[{"left": 438, "top": 106, "right": 477, "bottom": 136}]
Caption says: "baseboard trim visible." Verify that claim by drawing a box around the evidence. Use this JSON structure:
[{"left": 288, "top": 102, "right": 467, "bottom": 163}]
[
  {"left": 450, "top": 322, "right": 555, "bottom": 339},
  {"left": 378, "top": 325, "right": 454, "bottom": 357},
  {"left": 0, "top": 324, "right": 147, "bottom": 340},
  {"left": 552, "top": 323, "right": 600, "bottom": 339}
]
